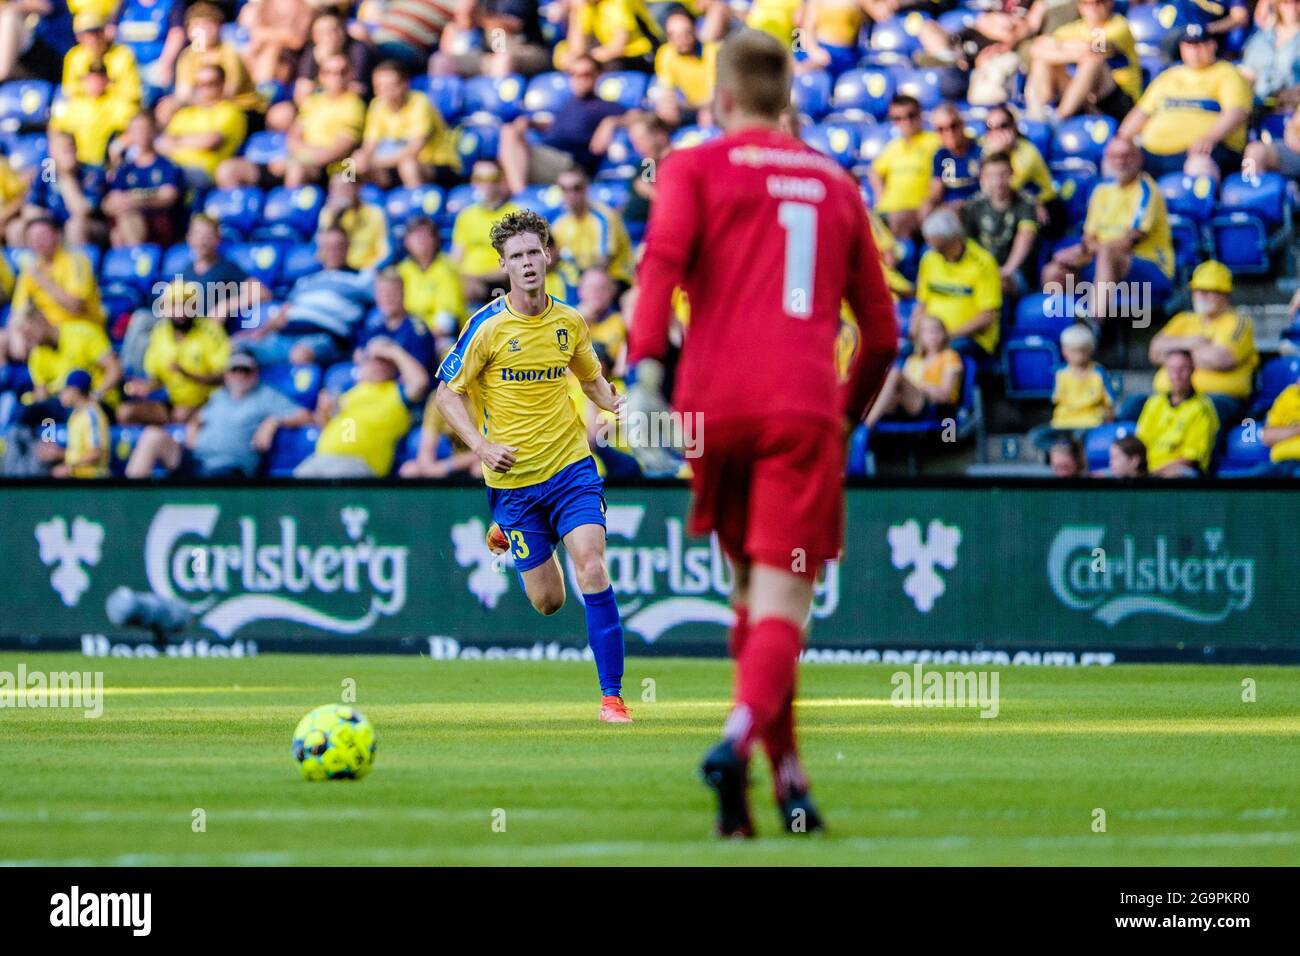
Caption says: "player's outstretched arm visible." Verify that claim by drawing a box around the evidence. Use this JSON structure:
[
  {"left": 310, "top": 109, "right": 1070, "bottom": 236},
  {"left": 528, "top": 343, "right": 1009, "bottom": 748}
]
[
  {"left": 433, "top": 381, "right": 517, "bottom": 473},
  {"left": 580, "top": 373, "right": 625, "bottom": 416}
]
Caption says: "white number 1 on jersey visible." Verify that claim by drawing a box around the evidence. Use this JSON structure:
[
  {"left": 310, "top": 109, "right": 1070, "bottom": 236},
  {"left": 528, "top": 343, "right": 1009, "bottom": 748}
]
[{"left": 778, "top": 201, "right": 816, "bottom": 318}]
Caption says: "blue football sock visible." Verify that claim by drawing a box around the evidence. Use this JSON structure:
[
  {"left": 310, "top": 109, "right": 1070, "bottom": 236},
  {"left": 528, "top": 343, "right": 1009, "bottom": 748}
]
[{"left": 583, "top": 586, "right": 624, "bottom": 697}]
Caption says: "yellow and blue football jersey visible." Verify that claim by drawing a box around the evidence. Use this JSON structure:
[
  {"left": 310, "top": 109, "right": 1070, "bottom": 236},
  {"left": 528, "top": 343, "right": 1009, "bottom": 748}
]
[{"left": 437, "top": 294, "right": 601, "bottom": 489}]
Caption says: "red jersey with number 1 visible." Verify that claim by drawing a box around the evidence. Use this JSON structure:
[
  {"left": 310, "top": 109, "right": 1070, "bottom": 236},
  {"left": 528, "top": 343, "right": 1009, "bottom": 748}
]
[{"left": 628, "top": 126, "right": 898, "bottom": 426}]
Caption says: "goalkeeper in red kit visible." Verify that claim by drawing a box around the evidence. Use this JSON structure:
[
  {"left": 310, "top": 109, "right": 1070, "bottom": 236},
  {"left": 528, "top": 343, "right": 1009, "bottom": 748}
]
[{"left": 626, "top": 29, "right": 898, "bottom": 838}]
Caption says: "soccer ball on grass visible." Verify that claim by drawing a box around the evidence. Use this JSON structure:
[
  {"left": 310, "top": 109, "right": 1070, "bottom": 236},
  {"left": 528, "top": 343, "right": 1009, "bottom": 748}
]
[{"left": 292, "top": 704, "right": 377, "bottom": 781}]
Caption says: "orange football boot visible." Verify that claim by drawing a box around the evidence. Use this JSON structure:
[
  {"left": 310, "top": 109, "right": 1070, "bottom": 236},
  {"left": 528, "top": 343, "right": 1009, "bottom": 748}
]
[
  {"left": 486, "top": 522, "right": 509, "bottom": 555},
  {"left": 599, "top": 696, "right": 633, "bottom": 723}
]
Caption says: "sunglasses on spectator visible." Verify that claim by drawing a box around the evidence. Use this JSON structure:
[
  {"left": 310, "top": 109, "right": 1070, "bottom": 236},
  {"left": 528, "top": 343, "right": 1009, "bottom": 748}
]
[
  {"left": 935, "top": 121, "right": 963, "bottom": 132},
  {"left": 889, "top": 110, "right": 919, "bottom": 121},
  {"left": 985, "top": 120, "right": 1012, "bottom": 131}
]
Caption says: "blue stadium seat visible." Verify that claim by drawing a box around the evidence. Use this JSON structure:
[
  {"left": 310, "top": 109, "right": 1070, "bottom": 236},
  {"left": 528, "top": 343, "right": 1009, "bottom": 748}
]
[
  {"left": 1212, "top": 212, "right": 1271, "bottom": 274},
  {"left": 523, "top": 71, "right": 571, "bottom": 121},
  {"left": 228, "top": 241, "right": 287, "bottom": 289},
  {"left": 278, "top": 241, "right": 320, "bottom": 293},
  {"left": 1050, "top": 158, "right": 1098, "bottom": 224},
  {"left": 1219, "top": 172, "right": 1289, "bottom": 231},
  {"left": 242, "top": 130, "right": 288, "bottom": 165},
  {"left": 832, "top": 68, "right": 894, "bottom": 120},
  {"left": 1083, "top": 421, "right": 1138, "bottom": 472},
  {"left": 846, "top": 423, "right": 872, "bottom": 477},
  {"left": 1127, "top": 1, "right": 1176, "bottom": 55},
  {"left": 7, "top": 133, "right": 47, "bottom": 174},
  {"left": 322, "top": 361, "right": 359, "bottom": 395},
  {"left": 161, "top": 243, "right": 191, "bottom": 277},
  {"left": 894, "top": 296, "right": 915, "bottom": 338},
  {"left": 100, "top": 244, "right": 162, "bottom": 301},
  {"left": 1014, "top": 293, "right": 1079, "bottom": 338},
  {"left": 791, "top": 71, "right": 833, "bottom": 121},
  {"left": 258, "top": 185, "right": 325, "bottom": 240},
  {"left": 1020, "top": 119, "right": 1052, "bottom": 165},
  {"left": 266, "top": 426, "right": 320, "bottom": 476},
  {"left": 385, "top": 184, "right": 445, "bottom": 225},
  {"left": 857, "top": 123, "right": 896, "bottom": 164},
  {"left": 1116, "top": 392, "right": 1149, "bottom": 422},
  {"left": 261, "top": 363, "right": 322, "bottom": 409},
  {"left": 204, "top": 187, "right": 264, "bottom": 241},
  {"left": 416, "top": 74, "right": 465, "bottom": 124},
  {"left": 590, "top": 179, "right": 630, "bottom": 210},
  {"left": 1003, "top": 335, "right": 1060, "bottom": 400},
  {"left": 515, "top": 183, "right": 564, "bottom": 219},
  {"left": 596, "top": 71, "right": 648, "bottom": 111},
  {"left": 803, "top": 121, "right": 860, "bottom": 168},
  {"left": 868, "top": 14, "right": 926, "bottom": 63},
  {"left": 1216, "top": 423, "right": 1271, "bottom": 477},
  {"left": 464, "top": 73, "right": 526, "bottom": 121},
  {"left": 1257, "top": 355, "right": 1300, "bottom": 410},
  {"left": 0, "top": 80, "right": 53, "bottom": 133},
  {"left": 1167, "top": 213, "right": 1205, "bottom": 277},
  {"left": 395, "top": 425, "right": 423, "bottom": 471},
  {"left": 937, "top": 8, "right": 978, "bottom": 33},
  {"left": 597, "top": 125, "right": 643, "bottom": 179},
  {"left": 442, "top": 183, "right": 477, "bottom": 223},
  {"left": 891, "top": 66, "right": 947, "bottom": 111},
  {"left": 1051, "top": 115, "right": 1116, "bottom": 165},
  {"left": 1158, "top": 172, "right": 1217, "bottom": 224},
  {"left": 455, "top": 118, "right": 501, "bottom": 166}
]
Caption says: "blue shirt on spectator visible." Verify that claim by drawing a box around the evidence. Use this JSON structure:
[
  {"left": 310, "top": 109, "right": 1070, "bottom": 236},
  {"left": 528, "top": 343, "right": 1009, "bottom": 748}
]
[
  {"left": 28, "top": 165, "right": 108, "bottom": 225},
  {"left": 933, "top": 143, "right": 983, "bottom": 203},
  {"left": 355, "top": 310, "right": 437, "bottom": 369},
  {"left": 192, "top": 383, "right": 303, "bottom": 476},
  {"left": 544, "top": 95, "right": 623, "bottom": 175},
  {"left": 113, "top": 0, "right": 184, "bottom": 68}
]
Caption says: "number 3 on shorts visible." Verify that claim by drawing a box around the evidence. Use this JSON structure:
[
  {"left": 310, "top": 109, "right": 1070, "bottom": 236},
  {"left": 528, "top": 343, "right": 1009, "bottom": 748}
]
[{"left": 509, "top": 530, "right": 530, "bottom": 560}]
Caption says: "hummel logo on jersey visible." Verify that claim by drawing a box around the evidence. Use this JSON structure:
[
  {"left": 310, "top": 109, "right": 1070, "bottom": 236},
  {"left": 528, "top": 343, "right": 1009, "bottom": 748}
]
[{"left": 508, "top": 338, "right": 521, "bottom": 352}]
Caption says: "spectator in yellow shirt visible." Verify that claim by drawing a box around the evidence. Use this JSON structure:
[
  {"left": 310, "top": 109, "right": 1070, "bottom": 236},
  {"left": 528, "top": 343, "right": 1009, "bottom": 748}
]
[
  {"left": 8, "top": 307, "right": 121, "bottom": 408},
  {"left": 1042, "top": 136, "right": 1173, "bottom": 324},
  {"left": 62, "top": 13, "right": 141, "bottom": 107},
  {"left": 1030, "top": 322, "right": 1113, "bottom": 453},
  {"left": 558, "top": 0, "right": 660, "bottom": 72},
  {"left": 119, "top": 282, "right": 231, "bottom": 425},
  {"left": 49, "top": 61, "right": 138, "bottom": 167},
  {"left": 159, "top": 64, "right": 248, "bottom": 189},
  {"left": 50, "top": 368, "right": 110, "bottom": 479},
  {"left": 652, "top": 10, "right": 718, "bottom": 125},
  {"left": 296, "top": 337, "right": 429, "bottom": 477},
  {"left": 1149, "top": 261, "right": 1258, "bottom": 420},
  {"left": 0, "top": 152, "right": 29, "bottom": 247},
  {"left": 451, "top": 160, "right": 523, "bottom": 301},
  {"left": 865, "top": 314, "right": 964, "bottom": 429},
  {"left": 913, "top": 208, "right": 1002, "bottom": 359},
  {"left": 396, "top": 214, "right": 465, "bottom": 342},
  {"left": 1262, "top": 373, "right": 1300, "bottom": 476},
  {"left": 1118, "top": 24, "right": 1252, "bottom": 178},
  {"left": 317, "top": 172, "right": 390, "bottom": 272},
  {"left": 1026, "top": 0, "right": 1140, "bottom": 122},
  {"left": 354, "top": 59, "right": 460, "bottom": 189},
  {"left": 1135, "top": 349, "right": 1220, "bottom": 477},
  {"left": 11, "top": 214, "right": 106, "bottom": 328},
  {"left": 158, "top": 2, "right": 261, "bottom": 126},
  {"left": 550, "top": 168, "right": 635, "bottom": 290},
  {"left": 868, "top": 94, "right": 942, "bottom": 241}
]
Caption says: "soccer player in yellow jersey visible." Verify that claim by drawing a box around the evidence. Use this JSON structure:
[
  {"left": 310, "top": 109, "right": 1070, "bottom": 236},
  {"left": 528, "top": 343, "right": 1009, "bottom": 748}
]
[
  {"left": 434, "top": 209, "right": 632, "bottom": 724},
  {"left": 1149, "top": 260, "right": 1258, "bottom": 406},
  {"left": 1042, "top": 136, "right": 1173, "bottom": 323},
  {"left": 1026, "top": 0, "right": 1140, "bottom": 122},
  {"left": 869, "top": 94, "right": 942, "bottom": 240},
  {"left": 1118, "top": 24, "right": 1251, "bottom": 178}
]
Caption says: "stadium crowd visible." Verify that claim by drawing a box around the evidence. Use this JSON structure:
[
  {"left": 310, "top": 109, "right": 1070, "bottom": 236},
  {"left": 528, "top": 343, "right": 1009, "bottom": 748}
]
[{"left": 0, "top": 0, "right": 1299, "bottom": 480}]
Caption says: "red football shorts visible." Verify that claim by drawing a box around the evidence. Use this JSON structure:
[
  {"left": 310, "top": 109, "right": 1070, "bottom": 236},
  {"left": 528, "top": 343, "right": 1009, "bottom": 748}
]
[{"left": 688, "top": 415, "right": 845, "bottom": 572}]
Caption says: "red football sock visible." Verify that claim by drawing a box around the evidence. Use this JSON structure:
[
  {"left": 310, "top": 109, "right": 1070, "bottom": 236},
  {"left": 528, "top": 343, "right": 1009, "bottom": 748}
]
[
  {"left": 723, "top": 616, "right": 803, "bottom": 759},
  {"left": 763, "top": 690, "right": 809, "bottom": 800},
  {"left": 728, "top": 605, "right": 749, "bottom": 659}
]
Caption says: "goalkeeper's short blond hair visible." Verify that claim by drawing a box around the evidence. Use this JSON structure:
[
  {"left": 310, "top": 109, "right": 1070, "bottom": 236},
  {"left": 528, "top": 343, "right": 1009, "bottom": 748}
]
[{"left": 714, "top": 29, "right": 792, "bottom": 120}]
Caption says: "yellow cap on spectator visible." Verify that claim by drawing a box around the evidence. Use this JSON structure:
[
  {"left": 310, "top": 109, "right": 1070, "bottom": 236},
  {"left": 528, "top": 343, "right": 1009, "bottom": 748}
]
[
  {"left": 1189, "top": 260, "right": 1232, "bottom": 294},
  {"left": 73, "top": 12, "right": 108, "bottom": 32}
]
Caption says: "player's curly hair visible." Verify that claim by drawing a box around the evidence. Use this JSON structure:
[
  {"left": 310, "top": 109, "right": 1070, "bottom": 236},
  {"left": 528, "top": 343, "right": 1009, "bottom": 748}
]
[{"left": 490, "top": 209, "right": 550, "bottom": 256}]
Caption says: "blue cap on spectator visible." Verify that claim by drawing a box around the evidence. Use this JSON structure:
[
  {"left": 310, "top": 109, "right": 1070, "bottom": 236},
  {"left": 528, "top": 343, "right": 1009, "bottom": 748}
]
[
  {"left": 1179, "top": 23, "right": 1213, "bottom": 43},
  {"left": 64, "top": 369, "right": 92, "bottom": 393}
]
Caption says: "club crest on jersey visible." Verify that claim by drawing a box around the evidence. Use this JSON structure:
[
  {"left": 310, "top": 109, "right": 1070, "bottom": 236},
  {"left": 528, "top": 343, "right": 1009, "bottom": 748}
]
[
  {"left": 555, "top": 328, "right": 569, "bottom": 352},
  {"left": 508, "top": 338, "right": 521, "bottom": 352}
]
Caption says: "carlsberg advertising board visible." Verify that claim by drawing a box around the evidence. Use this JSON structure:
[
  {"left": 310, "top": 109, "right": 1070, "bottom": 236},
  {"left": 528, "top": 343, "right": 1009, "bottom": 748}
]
[{"left": 3, "top": 485, "right": 1296, "bottom": 659}]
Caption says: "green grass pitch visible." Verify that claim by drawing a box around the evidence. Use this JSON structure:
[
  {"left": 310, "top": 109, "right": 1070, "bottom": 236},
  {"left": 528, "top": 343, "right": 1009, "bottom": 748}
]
[{"left": 2, "top": 653, "right": 1297, "bottom": 866}]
